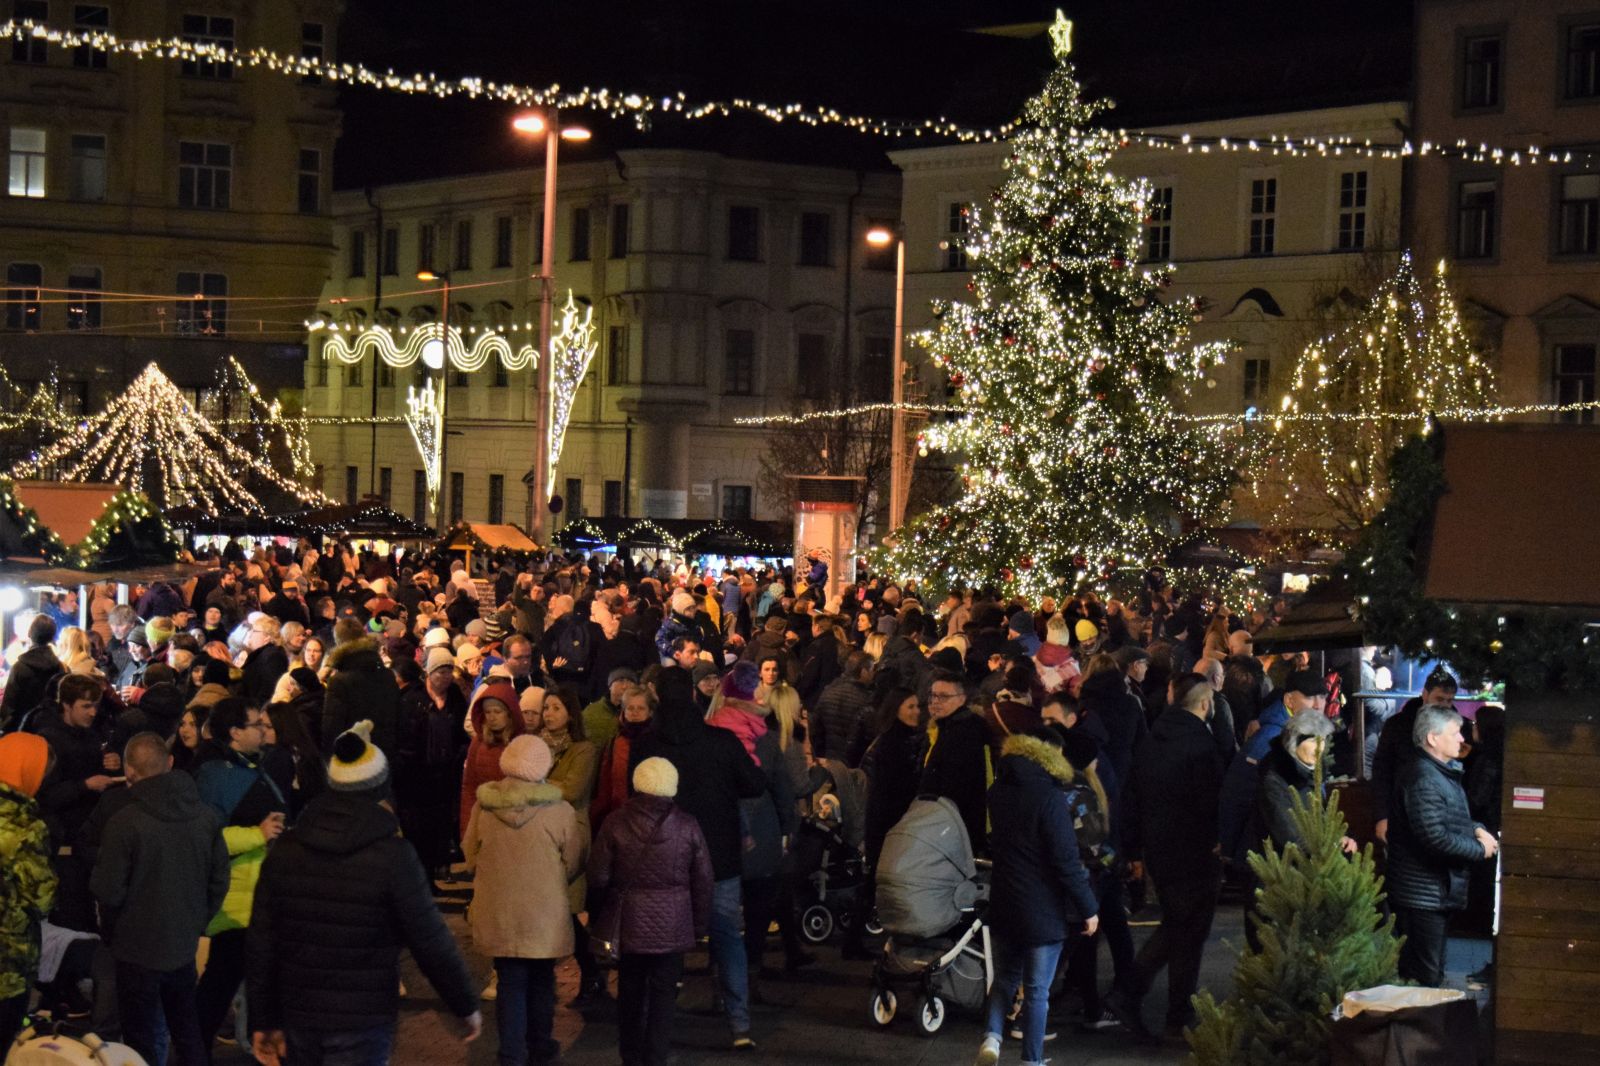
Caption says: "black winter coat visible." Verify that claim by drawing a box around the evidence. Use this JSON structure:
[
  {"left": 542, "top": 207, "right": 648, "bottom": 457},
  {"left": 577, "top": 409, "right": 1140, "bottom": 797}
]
[
  {"left": 629, "top": 703, "right": 765, "bottom": 881},
  {"left": 874, "top": 635, "right": 929, "bottom": 700},
  {"left": 862, "top": 720, "right": 923, "bottom": 865},
  {"left": 320, "top": 639, "right": 400, "bottom": 760},
  {"left": 1, "top": 644, "right": 62, "bottom": 730},
  {"left": 809, "top": 678, "right": 876, "bottom": 766},
  {"left": 1076, "top": 671, "right": 1147, "bottom": 801},
  {"left": 919, "top": 706, "right": 992, "bottom": 853},
  {"left": 246, "top": 790, "right": 477, "bottom": 1032},
  {"left": 987, "top": 735, "right": 1098, "bottom": 946},
  {"left": 795, "top": 634, "right": 842, "bottom": 708},
  {"left": 1258, "top": 744, "right": 1321, "bottom": 852},
  {"left": 241, "top": 643, "right": 290, "bottom": 709},
  {"left": 89, "top": 771, "right": 229, "bottom": 970},
  {"left": 36, "top": 715, "right": 107, "bottom": 847},
  {"left": 1386, "top": 754, "right": 1485, "bottom": 912},
  {"left": 1370, "top": 697, "right": 1425, "bottom": 824},
  {"left": 1122, "top": 706, "right": 1224, "bottom": 883},
  {"left": 588, "top": 794, "right": 714, "bottom": 954}
]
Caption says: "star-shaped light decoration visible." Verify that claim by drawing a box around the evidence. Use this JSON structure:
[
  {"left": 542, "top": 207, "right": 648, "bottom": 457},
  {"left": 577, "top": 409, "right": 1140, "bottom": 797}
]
[{"left": 1049, "top": 9, "right": 1073, "bottom": 58}]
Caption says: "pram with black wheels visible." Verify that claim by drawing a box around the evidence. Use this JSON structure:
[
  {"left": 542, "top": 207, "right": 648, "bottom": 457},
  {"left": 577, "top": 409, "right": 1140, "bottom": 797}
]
[
  {"left": 789, "top": 765, "right": 871, "bottom": 943},
  {"left": 867, "top": 796, "right": 993, "bottom": 1037}
]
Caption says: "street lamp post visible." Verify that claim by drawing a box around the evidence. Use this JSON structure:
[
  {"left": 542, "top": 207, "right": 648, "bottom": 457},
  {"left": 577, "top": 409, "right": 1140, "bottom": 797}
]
[
  {"left": 513, "top": 110, "right": 590, "bottom": 544},
  {"left": 418, "top": 269, "right": 450, "bottom": 531},
  {"left": 866, "top": 224, "right": 908, "bottom": 531}
]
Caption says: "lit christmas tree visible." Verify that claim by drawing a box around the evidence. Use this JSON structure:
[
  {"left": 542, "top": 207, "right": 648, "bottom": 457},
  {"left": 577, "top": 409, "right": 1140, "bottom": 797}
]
[
  {"left": 1262, "top": 254, "right": 1493, "bottom": 530},
  {"left": 8, "top": 362, "right": 328, "bottom": 515},
  {"left": 879, "top": 13, "right": 1233, "bottom": 599}
]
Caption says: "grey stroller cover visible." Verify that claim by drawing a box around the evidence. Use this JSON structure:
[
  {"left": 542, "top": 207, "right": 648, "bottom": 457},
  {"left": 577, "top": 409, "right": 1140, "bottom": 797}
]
[{"left": 875, "top": 796, "right": 980, "bottom": 939}]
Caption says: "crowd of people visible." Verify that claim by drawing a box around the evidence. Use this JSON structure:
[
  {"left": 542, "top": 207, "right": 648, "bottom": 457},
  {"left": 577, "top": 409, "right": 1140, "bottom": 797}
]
[{"left": 0, "top": 542, "right": 1503, "bottom": 1066}]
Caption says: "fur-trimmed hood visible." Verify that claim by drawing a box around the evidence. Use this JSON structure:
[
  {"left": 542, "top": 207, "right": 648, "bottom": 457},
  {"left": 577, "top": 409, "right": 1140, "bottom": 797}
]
[
  {"left": 475, "top": 777, "right": 567, "bottom": 828},
  {"left": 1000, "top": 733, "right": 1076, "bottom": 786},
  {"left": 325, "top": 636, "right": 381, "bottom": 672}
]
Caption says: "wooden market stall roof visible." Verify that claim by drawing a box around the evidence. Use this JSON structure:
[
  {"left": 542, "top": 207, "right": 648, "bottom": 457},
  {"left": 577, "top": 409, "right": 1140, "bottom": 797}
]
[
  {"left": 11, "top": 481, "right": 122, "bottom": 546},
  {"left": 1422, "top": 423, "right": 1600, "bottom": 609},
  {"left": 442, "top": 522, "right": 539, "bottom": 553}
]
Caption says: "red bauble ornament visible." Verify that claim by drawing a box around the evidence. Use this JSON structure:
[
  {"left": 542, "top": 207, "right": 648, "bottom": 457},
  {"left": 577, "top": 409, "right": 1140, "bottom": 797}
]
[
  {"left": 1000, "top": 423, "right": 1013, "bottom": 437},
  {"left": 948, "top": 371, "right": 965, "bottom": 387},
  {"left": 1089, "top": 359, "right": 1105, "bottom": 373},
  {"left": 1019, "top": 257, "right": 1033, "bottom": 270},
  {"left": 1020, "top": 555, "right": 1034, "bottom": 570},
  {"left": 1111, "top": 257, "right": 1126, "bottom": 270},
  {"left": 1001, "top": 568, "right": 1015, "bottom": 583},
  {"left": 1072, "top": 555, "right": 1087, "bottom": 569},
  {"left": 1003, "top": 335, "right": 1017, "bottom": 346}
]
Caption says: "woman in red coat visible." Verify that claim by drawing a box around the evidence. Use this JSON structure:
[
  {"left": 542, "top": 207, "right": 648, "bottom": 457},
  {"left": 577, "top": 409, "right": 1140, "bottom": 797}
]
[
  {"left": 590, "top": 684, "right": 655, "bottom": 835},
  {"left": 459, "top": 681, "right": 524, "bottom": 835}
]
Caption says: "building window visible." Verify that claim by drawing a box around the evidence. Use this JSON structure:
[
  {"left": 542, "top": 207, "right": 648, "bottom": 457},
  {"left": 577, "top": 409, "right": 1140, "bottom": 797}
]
[
  {"left": 348, "top": 230, "right": 367, "bottom": 277},
  {"left": 379, "top": 467, "right": 392, "bottom": 507},
  {"left": 565, "top": 477, "right": 584, "bottom": 518},
  {"left": 1559, "top": 173, "right": 1600, "bottom": 255},
  {"left": 12, "top": 1, "right": 48, "bottom": 63},
  {"left": 492, "top": 361, "right": 508, "bottom": 388},
  {"left": 5, "top": 263, "right": 41, "bottom": 331},
  {"left": 1461, "top": 34, "right": 1501, "bottom": 110},
  {"left": 1144, "top": 186, "right": 1173, "bottom": 261},
  {"left": 417, "top": 223, "right": 436, "bottom": 274},
  {"left": 177, "top": 141, "right": 231, "bottom": 209},
  {"left": 450, "top": 365, "right": 469, "bottom": 388},
  {"left": 724, "top": 328, "right": 755, "bottom": 395},
  {"left": 449, "top": 472, "right": 464, "bottom": 524},
  {"left": 796, "top": 332, "right": 829, "bottom": 400},
  {"left": 180, "top": 14, "right": 234, "bottom": 80},
  {"left": 375, "top": 362, "right": 393, "bottom": 389},
  {"left": 175, "top": 271, "right": 226, "bottom": 335},
  {"left": 69, "top": 133, "right": 106, "bottom": 201},
  {"left": 1337, "top": 171, "right": 1368, "bottom": 250},
  {"left": 66, "top": 266, "right": 100, "bottom": 330},
  {"left": 57, "top": 379, "right": 87, "bottom": 416},
  {"left": 1567, "top": 23, "right": 1600, "bottom": 100},
  {"left": 381, "top": 226, "right": 399, "bottom": 275},
  {"left": 728, "top": 205, "right": 760, "bottom": 261},
  {"left": 1242, "top": 357, "right": 1270, "bottom": 410},
  {"left": 73, "top": 5, "right": 109, "bottom": 69},
  {"left": 300, "top": 22, "right": 324, "bottom": 84},
  {"left": 312, "top": 354, "right": 328, "bottom": 387},
  {"left": 344, "top": 466, "right": 359, "bottom": 505},
  {"left": 1248, "top": 177, "right": 1277, "bottom": 256},
  {"left": 413, "top": 470, "right": 427, "bottom": 525},
  {"left": 606, "top": 325, "right": 628, "bottom": 385},
  {"left": 1554, "top": 344, "right": 1597, "bottom": 423},
  {"left": 8, "top": 128, "right": 45, "bottom": 198},
  {"left": 531, "top": 210, "right": 543, "bottom": 265},
  {"left": 861, "top": 335, "right": 892, "bottom": 401},
  {"left": 494, "top": 215, "right": 513, "bottom": 268},
  {"left": 570, "top": 206, "right": 591, "bottom": 261},
  {"left": 610, "top": 202, "right": 630, "bottom": 259},
  {"left": 603, "top": 479, "right": 623, "bottom": 517},
  {"left": 454, "top": 219, "right": 473, "bottom": 271},
  {"left": 487, "top": 474, "right": 504, "bottom": 523},
  {"left": 296, "top": 149, "right": 320, "bottom": 214},
  {"left": 799, "top": 211, "right": 832, "bottom": 266},
  {"left": 721, "top": 485, "right": 753, "bottom": 520},
  {"left": 344, "top": 360, "right": 363, "bottom": 388},
  {"left": 1456, "top": 179, "right": 1497, "bottom": 259},
  {"left": 944, "top": 202, "right": 969, "bottom": 271}
]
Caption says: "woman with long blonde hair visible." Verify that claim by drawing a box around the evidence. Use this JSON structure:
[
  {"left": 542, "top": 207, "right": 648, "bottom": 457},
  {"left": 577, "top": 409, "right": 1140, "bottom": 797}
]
[{"left": 55, "top": 626, "right": 96, "bottom": 675}]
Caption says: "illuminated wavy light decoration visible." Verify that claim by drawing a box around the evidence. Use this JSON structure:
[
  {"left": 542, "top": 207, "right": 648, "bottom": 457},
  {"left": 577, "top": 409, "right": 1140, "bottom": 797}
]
[
  {"left": 406, "top": 379, "right": 444, "bottom": 519},
  {"left": 316, "top": 322, "right": 538, "bottom": 373},
  {"left": 548, "top": 292, "right": 597, "bottom": 485}
]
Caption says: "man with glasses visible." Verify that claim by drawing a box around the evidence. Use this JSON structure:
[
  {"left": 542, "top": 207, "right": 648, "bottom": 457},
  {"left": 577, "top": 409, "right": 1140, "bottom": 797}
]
[
  {"left": 1371, "top": 668, "right": 1460, "bottom": 845},
  {"left": 918, "top": 669, "right": 991, "bottom": 852},
  {"left": 193, "top": 698, "right": 290, "bottom": 1053}
]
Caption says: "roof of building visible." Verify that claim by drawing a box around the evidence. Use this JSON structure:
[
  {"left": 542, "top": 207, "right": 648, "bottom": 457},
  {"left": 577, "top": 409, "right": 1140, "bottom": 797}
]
[{"left": 333, "top": 0, "right": 1413, "bottom": 190}]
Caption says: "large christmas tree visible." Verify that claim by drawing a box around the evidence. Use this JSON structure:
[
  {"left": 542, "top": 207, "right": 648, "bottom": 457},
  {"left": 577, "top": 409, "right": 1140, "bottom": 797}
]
[{"left": 879, "top": 14, "right": 1234, "bottom": 599}]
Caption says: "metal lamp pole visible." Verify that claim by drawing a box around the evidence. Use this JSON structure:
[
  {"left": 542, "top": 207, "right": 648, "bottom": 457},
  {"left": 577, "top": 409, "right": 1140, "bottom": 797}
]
[{"left": 866, "top": 223, "right": 908, "bottom": 531}]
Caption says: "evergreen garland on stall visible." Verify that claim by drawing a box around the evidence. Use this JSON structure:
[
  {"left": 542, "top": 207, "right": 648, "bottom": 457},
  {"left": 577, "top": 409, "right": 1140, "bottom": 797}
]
[
  {"left": 1189, "top": 775, "right": 1398, "bottom": 1065},
  {"left": 1346, "top": 429, "right": 1600, "bottom": 692}
]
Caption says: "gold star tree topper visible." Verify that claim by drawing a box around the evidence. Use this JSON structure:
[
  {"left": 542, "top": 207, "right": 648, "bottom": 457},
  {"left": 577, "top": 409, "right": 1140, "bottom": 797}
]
[{"left": 1049, "top": 10, "right": 1073, "bottom": 58}]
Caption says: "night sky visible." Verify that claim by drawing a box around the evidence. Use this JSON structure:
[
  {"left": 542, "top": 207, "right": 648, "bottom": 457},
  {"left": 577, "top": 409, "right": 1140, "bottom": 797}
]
[{"left": 332, "top": 1, "right": 1413, "bottom": 188}]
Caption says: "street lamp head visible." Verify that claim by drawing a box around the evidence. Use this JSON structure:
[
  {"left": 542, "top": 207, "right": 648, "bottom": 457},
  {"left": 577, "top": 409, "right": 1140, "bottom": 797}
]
[
  {"left": 512, "top": 113, "right": 546, "bottom": 135},
  {"left": 865, "top": 226, "right": 896, "bottom": 247},
  {"left": 417, "top": 270, "right": 441, "bottom": 282},
  {"left": 560, "top": 125, "right": 592, "bottom": 141}
]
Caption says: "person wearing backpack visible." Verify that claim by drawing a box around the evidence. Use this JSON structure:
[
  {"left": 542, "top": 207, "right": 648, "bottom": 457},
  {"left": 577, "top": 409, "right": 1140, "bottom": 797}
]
[{"left": 540, "top": 596, "right": 599, "bottom": 696}]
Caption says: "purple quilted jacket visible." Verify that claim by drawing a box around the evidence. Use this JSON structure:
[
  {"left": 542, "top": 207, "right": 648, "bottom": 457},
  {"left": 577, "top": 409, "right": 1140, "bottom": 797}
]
[{"left": 588, "top": 794, "right": 713, "bottom": 954}]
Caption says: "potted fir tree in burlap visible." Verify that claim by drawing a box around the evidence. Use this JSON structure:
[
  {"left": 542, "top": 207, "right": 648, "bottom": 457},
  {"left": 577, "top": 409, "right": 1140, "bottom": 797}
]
[{"left": 1189, "top": 773, "right": 1400, "bottom": 1064}]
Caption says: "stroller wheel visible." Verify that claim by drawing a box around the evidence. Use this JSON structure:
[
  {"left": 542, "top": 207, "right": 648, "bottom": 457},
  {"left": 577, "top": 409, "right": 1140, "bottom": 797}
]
[
  {"left": 868, "top": 987, "right": 897, "bottom": 1027},
  {"left": 914, "top": 994, "right": 946, "bottom": 1036},
  {"left": 864, "top": 914, "right": 884, "bottom": 937},
  {"left": 801, "top": 904, "right": 835, "bottom": 943}
]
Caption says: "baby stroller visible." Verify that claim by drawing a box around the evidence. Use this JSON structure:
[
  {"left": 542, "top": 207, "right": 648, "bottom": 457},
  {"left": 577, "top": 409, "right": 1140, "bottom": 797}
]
[
  {"left": 6, "top": 1018, "right": 146, "bottom": 1065},
  {"left": 790, "top": 773, "right": 870, "bottom": 943},
  {"left": 867, "top": 796, "right": 993, "bottom": 1037}
]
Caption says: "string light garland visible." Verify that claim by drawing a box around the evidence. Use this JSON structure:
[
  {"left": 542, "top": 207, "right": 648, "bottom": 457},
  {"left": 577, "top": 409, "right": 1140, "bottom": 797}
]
[
  {"left": 405, "top": 380, "right": 444, "bottom": 520},
  {"left": 210, "top": 357, "right": 315, "bottom": 480},
  {"left": 876, "top": 15, "right": 1237, "bottom": 601},
  {"left": 314, "top": 321, "right": 539, "bottom": 373},
  {"left": 734, "top": 402, "right": 952, "bottom": 427},
  {"left": 0, "top": 18, "right": 1591, "bottom": 167},
  {"left": 67, "top": 489, "right": 183, "bottom": 569},
  {"left": 557, "top": 517, "right": 788, "bottom": 557},
  {"left": 547, "top": 292, "right": 598, "bottom": 486},
  {"left": 8, "top": 363, "right": 330, "bottom": 516},
  {"left": 0, "top": 478, "right": 72, "bottom": 565}
]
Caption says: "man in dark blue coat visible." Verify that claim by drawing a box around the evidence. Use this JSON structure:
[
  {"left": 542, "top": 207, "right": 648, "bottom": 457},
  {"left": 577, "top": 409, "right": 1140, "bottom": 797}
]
[
  {"left": 1386, "top": 704, "right": 1496, "bottom": 986},
  {"left": 976, "top": 729, "right": 1097, "bottom": 1066}
]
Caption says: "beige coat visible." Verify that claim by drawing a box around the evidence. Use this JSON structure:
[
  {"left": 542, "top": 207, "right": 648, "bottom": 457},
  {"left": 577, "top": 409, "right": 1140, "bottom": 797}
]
[
  {"left": 546, "top": 739, "right": 599, "bottom": 913},
  {"left": 463, "top": 778, "right": 584, "bottom": 959}
]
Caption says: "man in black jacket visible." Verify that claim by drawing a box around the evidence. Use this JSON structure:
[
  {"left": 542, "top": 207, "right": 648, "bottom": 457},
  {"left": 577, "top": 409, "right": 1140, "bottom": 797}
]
[
  {"left": 90, "top": 733, "right": 229, "bottom": 1066},
  {"left": 1386, "top": 704, "right": 1496, "bottom": 986},
  {"left": 321, "top": 620, "right": 401, "bottom": 760},
  {"left": 1370, "top": 668, "right": 1459, "bottom": 845},
  {"left": 794, "top": 613, "right": 841, "bottom": 707},
  {"left": 809, "top": 652, "right": 877, "bottom": 766},
  {"left": 629, "top": 671, "right": 764, "bottom": 1050},
  {"left": 919, "top": 670, "right": 992, "bottom": 854},
  {"left": 1, "top": 613, "right": 62, "bottom": 731},
  {"left": 1115, "top": 679, "right": 1226, "bottom": 1038},
  {"left": 248, "top": 721, "right": 480, "bottom": 1065}
]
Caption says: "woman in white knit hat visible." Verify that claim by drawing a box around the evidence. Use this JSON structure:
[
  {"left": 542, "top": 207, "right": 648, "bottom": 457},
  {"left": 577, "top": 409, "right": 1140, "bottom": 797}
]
[{"left": 463, "top": 733, "right": 583, "bottom": 1066}]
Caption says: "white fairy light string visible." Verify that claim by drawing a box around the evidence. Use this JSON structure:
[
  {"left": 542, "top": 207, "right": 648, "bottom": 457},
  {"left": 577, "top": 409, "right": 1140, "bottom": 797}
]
[
  {"left": 547, "top": 292, "right": 598, "bottom": 485},
  {"left": 405, "top": 380, "right": 444, "bottom": 519},
  {"left": 314, "top": 321, "right": 539, "bottom": 372}
]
